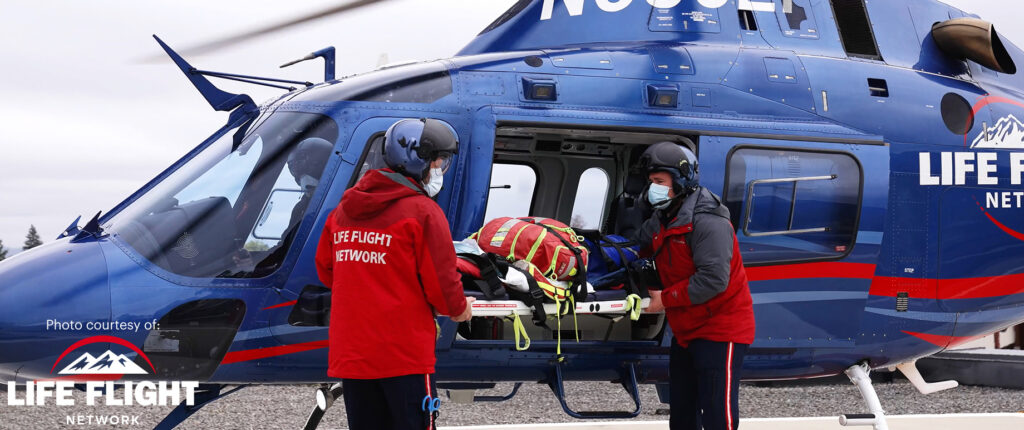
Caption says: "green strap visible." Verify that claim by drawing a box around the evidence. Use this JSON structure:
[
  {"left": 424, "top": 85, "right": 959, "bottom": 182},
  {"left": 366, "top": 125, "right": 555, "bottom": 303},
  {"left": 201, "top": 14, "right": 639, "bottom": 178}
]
[
  {"left": 549, "top": 245, "right": 566, "bottom": 278},
  {"left": 508, "top": 224, "right": 530, "bottom": 260},
  {"left": 507, "top": 313, "right": 531, "bottom": 351},
  {"left": 554, "top": 296, "right": 563, "bottom": 361},
  {"left": 570, "top": 296, "right": 580, "bottom": 343},
  {"left": 525, "top": 229, "right": 548, "bottom": 263},
  {"left": 626, "top": 294, "right": 642, "bottom": 321}
]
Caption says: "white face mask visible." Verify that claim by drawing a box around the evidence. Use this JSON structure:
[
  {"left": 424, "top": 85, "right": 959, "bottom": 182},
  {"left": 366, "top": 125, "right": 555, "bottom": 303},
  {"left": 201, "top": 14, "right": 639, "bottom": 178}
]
[
  {"left": 423, "top": 167, "right": 444, "bottom": 197},
  {"left": 647, "top": 183, "right": 672, "bottom": 209},
  {"left": 299, "top": 174, "right": 319, "bottom": 190}
]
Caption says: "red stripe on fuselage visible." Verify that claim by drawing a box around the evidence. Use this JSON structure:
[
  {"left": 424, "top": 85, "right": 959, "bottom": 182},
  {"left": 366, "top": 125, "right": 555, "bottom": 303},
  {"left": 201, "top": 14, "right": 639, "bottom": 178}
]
[
  {"left": 869, "top": 273, "right": 1024, "bottom": 300},
  {"left": 261, "top": 300, "right": 298, "bottom": 311},
  {"left": 745, "top": 262, "right": 877, "bottom": 281},
  {"left": 742, "top": 261, "right": 1024, "bottom": 300},
  {"left": 220, "top": 340, "right": 328, "bottom": 365},
  {"left": 902, "top": 331, "right": 989, "bottom": 349}
]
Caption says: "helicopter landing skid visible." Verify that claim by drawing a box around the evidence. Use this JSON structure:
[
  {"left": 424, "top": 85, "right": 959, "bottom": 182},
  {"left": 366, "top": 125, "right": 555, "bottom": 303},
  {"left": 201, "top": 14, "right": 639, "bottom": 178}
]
[
  {"left": 839, "top": 363, "right": 889, "bottom": 430},
  {"left": 547, "top": 360, "right": 642, "bottom": 419},
  {"left": 303, "top": 383, "right": 343, "bottom": 430},
  {"left": 152, "top": 384, "right": 248, "bottom": 430}
]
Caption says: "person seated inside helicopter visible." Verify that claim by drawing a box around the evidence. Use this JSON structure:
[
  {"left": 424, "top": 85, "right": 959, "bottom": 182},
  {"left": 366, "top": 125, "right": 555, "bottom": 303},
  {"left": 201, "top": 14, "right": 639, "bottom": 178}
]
[
  {"left": 244, "top": 137, "right": 334, "bottom": 275},
  {"left": 104, "top": 111, "right": 339, "bottom": 279}
]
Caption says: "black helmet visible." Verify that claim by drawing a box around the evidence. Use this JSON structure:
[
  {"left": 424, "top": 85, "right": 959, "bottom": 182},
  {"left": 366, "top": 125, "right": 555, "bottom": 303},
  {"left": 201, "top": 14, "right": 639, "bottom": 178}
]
[
  {"left": 383, "top": 118, "right": 459, "bottom": 181},
  {"left": 636, "top": 141, "right": 699, "bottom": 194},
  {"left": 288, "top": 137, "right": 334, "bottom": 189}
]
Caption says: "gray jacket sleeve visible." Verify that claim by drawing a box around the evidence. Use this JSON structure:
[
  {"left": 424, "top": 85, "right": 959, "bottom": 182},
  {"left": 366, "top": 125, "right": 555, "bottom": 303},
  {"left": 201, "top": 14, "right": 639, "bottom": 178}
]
[{"left": 687, "top": 213, "right": 734, "bottom": 305}]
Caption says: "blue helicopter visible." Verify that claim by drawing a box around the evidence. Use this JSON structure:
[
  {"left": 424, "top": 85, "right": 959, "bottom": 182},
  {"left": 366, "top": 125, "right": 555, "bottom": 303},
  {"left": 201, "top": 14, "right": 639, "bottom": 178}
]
[{"left": 2, "top": 1, "right": 1024, "bottom": 429}]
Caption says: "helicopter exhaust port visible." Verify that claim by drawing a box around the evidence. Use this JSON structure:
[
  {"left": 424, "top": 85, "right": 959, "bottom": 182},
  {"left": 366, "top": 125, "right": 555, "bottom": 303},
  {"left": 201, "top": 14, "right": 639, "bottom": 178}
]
[{"left": 932, "top": 18, "right": 1017, "bottom": 74}]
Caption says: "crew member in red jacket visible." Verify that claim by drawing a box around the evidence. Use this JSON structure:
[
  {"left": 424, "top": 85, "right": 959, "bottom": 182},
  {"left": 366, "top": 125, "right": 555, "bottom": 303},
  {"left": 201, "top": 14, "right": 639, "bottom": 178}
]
[
  {"left": 636, "top": 142, "right": 756, "bottom": 430},
  {"left": 314, "top": 118, "right": 474, "bottom": 430}
]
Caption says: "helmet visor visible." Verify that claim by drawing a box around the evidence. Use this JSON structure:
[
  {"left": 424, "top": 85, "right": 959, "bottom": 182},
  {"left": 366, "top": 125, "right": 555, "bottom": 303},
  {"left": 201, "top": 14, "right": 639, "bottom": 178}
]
[{"left": 431, "top": 152, "right": 454, "bottom": 174}]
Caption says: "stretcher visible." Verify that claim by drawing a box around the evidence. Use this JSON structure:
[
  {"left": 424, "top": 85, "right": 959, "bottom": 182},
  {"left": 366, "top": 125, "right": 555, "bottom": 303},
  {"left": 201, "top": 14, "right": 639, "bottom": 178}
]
[{"left": 464, "top": 289, "right": 652, "bottom": 317}]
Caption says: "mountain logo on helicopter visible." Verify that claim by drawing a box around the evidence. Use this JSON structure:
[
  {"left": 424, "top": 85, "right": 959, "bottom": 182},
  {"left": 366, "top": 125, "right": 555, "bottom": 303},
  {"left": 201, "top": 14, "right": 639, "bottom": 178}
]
[{"left": 972, "top": 114, "right": 1024, "bottom": 149}]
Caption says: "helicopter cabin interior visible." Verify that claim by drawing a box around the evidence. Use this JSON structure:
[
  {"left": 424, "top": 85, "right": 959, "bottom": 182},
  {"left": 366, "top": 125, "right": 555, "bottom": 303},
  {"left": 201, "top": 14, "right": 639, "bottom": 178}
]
[{"left": 463, "top": 126, "right": 695, "bottom": 343}]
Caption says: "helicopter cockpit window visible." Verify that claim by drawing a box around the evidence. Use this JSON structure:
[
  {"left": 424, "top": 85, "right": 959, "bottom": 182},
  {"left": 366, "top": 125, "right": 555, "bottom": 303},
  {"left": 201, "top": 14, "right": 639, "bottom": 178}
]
[{"left": 105, "top": 112, "right": 339, "bottom": 280}]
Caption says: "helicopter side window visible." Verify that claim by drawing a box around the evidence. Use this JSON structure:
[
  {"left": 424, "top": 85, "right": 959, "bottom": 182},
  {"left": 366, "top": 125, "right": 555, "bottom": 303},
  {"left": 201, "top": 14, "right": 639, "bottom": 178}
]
[
  {"left": 724, "top": 147, "right": 862, "bottom": 264},
  {"left": 483, "top": 164, "right": 538, "bottom": 223},
  {"left": 352, "top": 134, "right": 387, "bottom": 186},
  {"left": 105, "top": 112, "right": 339, "bottom": 280},
  {"left": 569, "top": 167, "right": 610, "bottom": 230},
  {"left": 830, "top": 0, "right": 881, "bottom": 59}
]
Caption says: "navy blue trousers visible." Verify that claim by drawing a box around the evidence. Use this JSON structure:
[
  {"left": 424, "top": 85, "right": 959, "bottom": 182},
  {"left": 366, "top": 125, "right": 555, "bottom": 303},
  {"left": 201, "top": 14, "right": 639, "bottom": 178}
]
[
  {"left": 342, "top": 374, "right": 438, "bottom": 430},
  {"left": 670, "top": 339, "right": 748, "bottom": 430}
]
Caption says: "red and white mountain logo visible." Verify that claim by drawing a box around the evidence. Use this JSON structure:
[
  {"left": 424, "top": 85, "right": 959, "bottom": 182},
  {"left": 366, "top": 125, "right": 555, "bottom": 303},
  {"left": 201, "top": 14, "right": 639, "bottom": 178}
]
[
  {"left": 58, "top": 350, "right": 149, "bottom": 375},
  {"left": 49, "top": 335, "right": 157, "bottom": 378}
]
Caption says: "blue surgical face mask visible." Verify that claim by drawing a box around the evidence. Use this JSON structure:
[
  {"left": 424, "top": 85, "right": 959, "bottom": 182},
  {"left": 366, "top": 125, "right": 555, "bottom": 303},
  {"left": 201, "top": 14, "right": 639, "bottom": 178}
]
[
  {"left": 423, "top": 167, "right": 444, "bottom": 197},
  {"left": 648, "top": 183, "right": 672, "bottom": 209}
]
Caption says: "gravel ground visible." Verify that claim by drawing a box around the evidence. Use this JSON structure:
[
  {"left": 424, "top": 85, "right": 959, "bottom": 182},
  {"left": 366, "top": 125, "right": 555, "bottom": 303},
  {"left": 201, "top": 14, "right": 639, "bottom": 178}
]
[{"left": 2, "top": 379, "right": 1023, "bottom": 429}]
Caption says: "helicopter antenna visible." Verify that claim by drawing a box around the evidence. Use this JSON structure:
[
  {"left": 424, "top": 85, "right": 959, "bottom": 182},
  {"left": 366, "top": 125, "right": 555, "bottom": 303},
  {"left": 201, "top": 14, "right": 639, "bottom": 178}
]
[{"left": 280, "top": 47, "right": 337, "bottom": 82}]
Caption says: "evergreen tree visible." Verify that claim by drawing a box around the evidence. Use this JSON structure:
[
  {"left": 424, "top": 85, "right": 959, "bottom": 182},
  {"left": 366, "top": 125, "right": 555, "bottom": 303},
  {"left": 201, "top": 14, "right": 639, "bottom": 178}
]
[
  {"left": 0, "top": 239, "right": 7, "bottom": 261},
  {"left": 23, "top": 225, "right": 43, "bottom": 250}
]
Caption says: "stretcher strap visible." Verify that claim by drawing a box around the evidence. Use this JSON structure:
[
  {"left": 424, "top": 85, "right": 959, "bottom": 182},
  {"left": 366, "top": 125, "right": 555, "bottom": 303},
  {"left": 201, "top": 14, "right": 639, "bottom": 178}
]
[
  {"left": 626, "top": 294, "right": 642, "bottom": 321},
  {"left": 554, "top": 296, "right": 563, "bottom": 362},
  {"left": 507, "top": 313, "right": 531, "bottom": 351}
]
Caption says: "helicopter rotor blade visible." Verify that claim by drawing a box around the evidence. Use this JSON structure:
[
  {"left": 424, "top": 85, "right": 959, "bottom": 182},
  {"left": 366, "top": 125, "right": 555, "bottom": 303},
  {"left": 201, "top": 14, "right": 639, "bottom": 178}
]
[{"left": 142, "top": 0, "right": 390, "bottom": 61}]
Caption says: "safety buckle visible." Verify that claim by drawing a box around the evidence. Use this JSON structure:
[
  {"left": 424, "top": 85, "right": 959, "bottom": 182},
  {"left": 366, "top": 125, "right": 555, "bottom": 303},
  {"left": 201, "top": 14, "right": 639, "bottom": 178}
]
[{"left": 529, "top": 288, "right": 546, "bottom": 301}]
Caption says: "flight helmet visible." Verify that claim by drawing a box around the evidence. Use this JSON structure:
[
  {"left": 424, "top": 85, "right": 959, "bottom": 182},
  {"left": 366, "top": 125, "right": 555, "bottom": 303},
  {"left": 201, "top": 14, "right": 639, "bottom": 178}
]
[
  {"left": 636, "top": 141, "right": 699, "bottom": 195},
  {"left": 288, "top": 137, "right": 334, "bottom": 190},
  {"left": 383, "top": 118, "right": 459, "bottom": 181}
]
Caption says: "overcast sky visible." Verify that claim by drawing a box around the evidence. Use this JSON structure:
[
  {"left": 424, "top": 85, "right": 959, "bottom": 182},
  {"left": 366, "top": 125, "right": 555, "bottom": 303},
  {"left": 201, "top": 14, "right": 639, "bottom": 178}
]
[{"left": 0, "top": 0, "right": 1017, "bottom": 251}]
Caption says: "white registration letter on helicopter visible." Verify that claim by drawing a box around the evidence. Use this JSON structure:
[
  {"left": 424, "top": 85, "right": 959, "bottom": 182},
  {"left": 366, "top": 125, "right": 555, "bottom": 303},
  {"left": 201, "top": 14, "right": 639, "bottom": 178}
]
[
  {"left": 541, "top": 0, "right": 586, "bottom": 20},
  {"left": 541, "top": 0, "right": 687, "bottom": 21}
]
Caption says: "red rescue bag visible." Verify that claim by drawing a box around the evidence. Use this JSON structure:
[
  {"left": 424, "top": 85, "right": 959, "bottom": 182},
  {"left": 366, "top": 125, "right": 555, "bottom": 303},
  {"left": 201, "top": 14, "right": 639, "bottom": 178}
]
[{"left": 472, "top": 217, "right": 589, "bottom": 301}]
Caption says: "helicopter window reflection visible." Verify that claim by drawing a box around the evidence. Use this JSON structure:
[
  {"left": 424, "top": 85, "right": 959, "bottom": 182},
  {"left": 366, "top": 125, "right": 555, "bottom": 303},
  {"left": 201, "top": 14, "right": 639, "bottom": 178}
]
[
  {"left": 105, "top": 112, "right": 339, "bottom": 280},
  {"left": 175, "top": 137, "right": 263, "bottom": 207}
]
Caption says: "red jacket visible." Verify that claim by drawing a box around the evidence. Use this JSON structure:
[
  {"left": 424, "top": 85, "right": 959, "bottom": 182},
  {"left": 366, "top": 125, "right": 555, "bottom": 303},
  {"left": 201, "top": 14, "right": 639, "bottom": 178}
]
[
  {"left": 638, "top": 188, "right": 755, "bottom": 347},
  {"left": 315, "top": 168, "right": 467, "bottom": 379}
]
